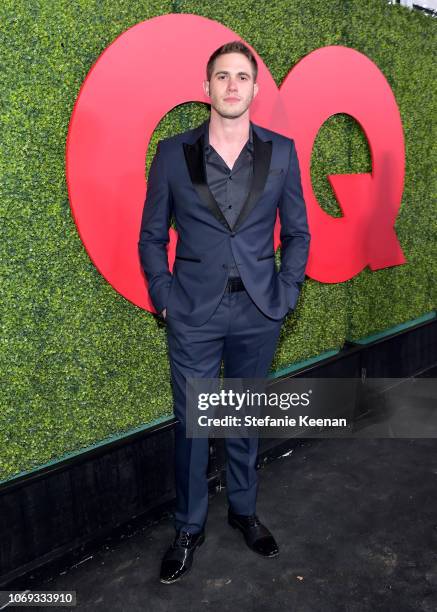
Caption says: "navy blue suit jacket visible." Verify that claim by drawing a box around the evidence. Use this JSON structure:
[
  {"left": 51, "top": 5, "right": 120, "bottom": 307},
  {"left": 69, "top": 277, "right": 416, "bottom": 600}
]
[{"left": 138, "top": 119, "right": 311, "bottom": 327}]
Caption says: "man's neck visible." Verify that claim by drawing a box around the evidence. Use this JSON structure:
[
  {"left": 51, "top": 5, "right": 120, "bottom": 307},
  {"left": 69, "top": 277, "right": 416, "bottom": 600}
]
[{"left": 208, "top": 110, "right": 250, "bottom": 149}]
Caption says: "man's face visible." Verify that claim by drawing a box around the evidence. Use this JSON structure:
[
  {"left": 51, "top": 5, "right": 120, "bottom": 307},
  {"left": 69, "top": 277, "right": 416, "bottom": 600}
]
[{"left": 203, "top": 52, "right": 258, "bottom": 119}]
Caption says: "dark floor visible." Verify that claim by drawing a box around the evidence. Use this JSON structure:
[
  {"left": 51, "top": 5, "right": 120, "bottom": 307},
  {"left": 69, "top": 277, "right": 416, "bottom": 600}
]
[{"left": 15, "top": 437, "right": 437, "bottom": 612}]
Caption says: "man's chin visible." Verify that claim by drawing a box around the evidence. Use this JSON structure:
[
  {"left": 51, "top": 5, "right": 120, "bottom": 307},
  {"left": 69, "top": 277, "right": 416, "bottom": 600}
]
[{"left": 215, "top": 107, "right": 249, "bottom": 120}]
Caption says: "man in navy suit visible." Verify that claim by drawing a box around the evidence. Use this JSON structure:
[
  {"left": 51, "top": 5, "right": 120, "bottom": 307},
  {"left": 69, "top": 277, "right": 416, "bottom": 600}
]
[{"left": 138, "top": 41, "right": 310, "bottom": 583}]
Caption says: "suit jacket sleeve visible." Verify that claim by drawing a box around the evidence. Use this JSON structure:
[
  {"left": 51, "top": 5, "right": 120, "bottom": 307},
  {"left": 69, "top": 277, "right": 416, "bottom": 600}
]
[
  {"left": 138, "top": 141, "right": 173, "bottom": 314},
  {"left": 277, "top": 139, "right": 311, "bottom": 313}
]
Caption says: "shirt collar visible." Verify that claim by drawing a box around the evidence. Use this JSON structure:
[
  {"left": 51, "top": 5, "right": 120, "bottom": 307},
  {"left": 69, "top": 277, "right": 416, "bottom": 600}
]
[{"left": 204, "top": 119, "right": 254, "bottom": 154}]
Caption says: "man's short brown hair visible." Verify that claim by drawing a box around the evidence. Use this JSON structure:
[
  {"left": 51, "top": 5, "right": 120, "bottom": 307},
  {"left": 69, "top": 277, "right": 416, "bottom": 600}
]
[{"left": 206, "top": 41, "right": 258, "bottom": 82}]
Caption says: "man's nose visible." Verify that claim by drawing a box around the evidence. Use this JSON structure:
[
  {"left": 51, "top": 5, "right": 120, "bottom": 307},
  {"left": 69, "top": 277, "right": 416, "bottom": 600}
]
[{"left": 227, "top": 78, "right": 238, "bottom": 92}]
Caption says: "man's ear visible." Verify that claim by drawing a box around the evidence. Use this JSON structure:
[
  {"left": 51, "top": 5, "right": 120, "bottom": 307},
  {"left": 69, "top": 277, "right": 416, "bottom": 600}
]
[
  {"left": 253, "top": 82, "right": 259, "bottom": 99},
  {"left": 203, "top": 80, "right": 210, "bottom": 98}
]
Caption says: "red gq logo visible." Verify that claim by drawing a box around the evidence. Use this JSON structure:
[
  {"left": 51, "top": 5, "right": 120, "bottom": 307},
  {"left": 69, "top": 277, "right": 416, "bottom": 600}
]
[{"left": 66, "top": 14, "right": 406, "bottom": 314}]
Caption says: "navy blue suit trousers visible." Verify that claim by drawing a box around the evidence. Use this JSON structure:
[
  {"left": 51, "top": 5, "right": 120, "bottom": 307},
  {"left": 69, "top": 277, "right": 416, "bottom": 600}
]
[{"left": 166, "top": 288, "right": 284, "bottom": 534}]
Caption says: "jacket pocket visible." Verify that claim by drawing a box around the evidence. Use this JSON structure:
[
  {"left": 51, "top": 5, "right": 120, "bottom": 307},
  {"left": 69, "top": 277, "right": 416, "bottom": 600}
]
[
  {"left": 257, "top": 253, "right": 275, "bottom": 261},
  {"left": 175, "top": 255, "right": 201, "bottom": 263}
]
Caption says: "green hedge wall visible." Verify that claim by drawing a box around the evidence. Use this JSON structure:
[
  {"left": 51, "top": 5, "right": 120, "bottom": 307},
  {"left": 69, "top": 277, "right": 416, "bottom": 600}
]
[{"left": 1, "top": 0, "right": 435, "bottom": 482}]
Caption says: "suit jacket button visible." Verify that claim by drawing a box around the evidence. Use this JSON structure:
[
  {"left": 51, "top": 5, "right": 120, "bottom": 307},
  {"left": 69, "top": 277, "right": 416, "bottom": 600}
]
[
  {"left": 230, "top": 233, "right": 236, "bottom": 237},
  {"left": 222, "top": 264, "right": 228, "bottom": 269}
]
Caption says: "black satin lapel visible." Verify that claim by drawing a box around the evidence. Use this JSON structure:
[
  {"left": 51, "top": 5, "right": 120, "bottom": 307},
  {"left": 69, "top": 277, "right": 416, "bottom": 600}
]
[
  {"left": 183, "top": 137, "right": 231, "bottom": 231},
  {"left": 233, "top": 132, "right": 272, "bottom": 232}
]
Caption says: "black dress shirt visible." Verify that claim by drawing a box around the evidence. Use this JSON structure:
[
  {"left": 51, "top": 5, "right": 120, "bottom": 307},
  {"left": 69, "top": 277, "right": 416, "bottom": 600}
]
[{"left": 203, "top": 122, "right": 254, "bottom": 279}]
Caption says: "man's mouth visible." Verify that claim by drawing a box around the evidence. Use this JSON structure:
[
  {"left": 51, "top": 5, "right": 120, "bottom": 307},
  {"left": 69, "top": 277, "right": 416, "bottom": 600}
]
[{"left": 224, "top": 97, "right": 240, "bottom": 103}]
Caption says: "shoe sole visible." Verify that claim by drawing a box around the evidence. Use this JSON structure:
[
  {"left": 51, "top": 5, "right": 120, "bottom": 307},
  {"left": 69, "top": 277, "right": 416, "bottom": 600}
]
[
  {"left": 160, "top": 533, "right": 205, "bottom": 584},
  {"left": 228, "top": 518, "right": 279, "bottom": 558}
]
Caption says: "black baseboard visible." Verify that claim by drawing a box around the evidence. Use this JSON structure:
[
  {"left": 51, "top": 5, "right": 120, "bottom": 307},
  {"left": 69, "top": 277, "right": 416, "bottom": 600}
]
[{"left": 1, "top": 315, "right": 436, "bottom": 586}]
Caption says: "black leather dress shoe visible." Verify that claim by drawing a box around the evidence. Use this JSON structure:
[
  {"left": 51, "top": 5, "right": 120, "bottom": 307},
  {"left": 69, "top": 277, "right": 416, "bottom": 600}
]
[
  {"left": 160, "top": 530, "right": 205, "bottom": 584},
  {"left": 228, "top": 510, "right": 279, "bottom": 557}
]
